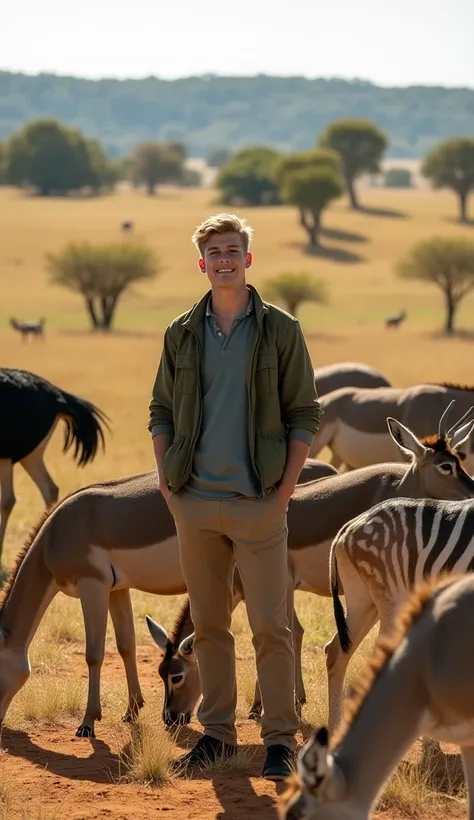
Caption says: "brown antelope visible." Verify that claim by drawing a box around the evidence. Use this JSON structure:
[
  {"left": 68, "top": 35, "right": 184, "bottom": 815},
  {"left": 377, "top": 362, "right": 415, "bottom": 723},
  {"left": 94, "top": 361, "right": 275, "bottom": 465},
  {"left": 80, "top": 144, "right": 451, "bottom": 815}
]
[
  {"left": 310, "top": 381, "right": 474, "bottom": 472},
  {"left": 279, "top": 574, "right": 474, "bottom": 820},
  {"left": 0, "top": 459, "right": 334, "bottom": 738},
  {"left": 326, "top": 402, "right": 474, "bottom": 731},
  {"left": 313, "top": 363, "right": 390, "bottom": 398},
  {"left": 146, "top": 405, "right": 474, "bottom": 728}
]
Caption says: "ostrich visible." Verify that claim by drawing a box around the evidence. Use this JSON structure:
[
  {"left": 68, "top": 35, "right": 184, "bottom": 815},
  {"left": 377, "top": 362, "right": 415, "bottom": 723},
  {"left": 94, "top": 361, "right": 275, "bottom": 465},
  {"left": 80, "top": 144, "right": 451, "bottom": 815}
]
[{"left": 0, "top": 367, "right": 109, "bottom": 565}]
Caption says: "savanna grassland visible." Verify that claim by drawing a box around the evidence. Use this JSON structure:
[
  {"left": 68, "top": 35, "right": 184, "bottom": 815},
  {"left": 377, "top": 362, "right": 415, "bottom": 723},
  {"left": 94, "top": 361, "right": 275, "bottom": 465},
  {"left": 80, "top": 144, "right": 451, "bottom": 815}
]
[{"left": 0, "top": 183, "right": 473, "bottom": 820}]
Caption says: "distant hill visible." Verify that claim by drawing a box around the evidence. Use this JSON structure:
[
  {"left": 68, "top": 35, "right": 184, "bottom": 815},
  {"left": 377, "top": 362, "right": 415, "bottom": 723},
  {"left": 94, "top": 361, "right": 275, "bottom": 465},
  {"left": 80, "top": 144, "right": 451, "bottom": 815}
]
[{"left": 1, "top": 71, "right": 473, "bottom": 159}]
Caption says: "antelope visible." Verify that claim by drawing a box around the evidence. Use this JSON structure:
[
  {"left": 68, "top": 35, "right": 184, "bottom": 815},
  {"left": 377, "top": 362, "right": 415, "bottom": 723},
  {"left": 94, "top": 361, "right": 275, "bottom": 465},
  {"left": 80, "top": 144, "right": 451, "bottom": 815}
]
[
  {"left": 279, "top": 574, "right": 474, "bottom": 820},
  {"left": 145, "top": 405, "right": 474, "bottom": 728},
  {"left": 9, "top": 317, "right": 46, "bottom": 341},
  {"left": 0, "top": 458, "right": 334, "bottom": 739},
  {"left": 309, "top": 381, "right": 474, "bottom": 473},
  {"left": 313, "top": 363, "right": 391, "bottom": 398},
  {"left": 326, "top": 402, "right": 474, "bottom": 732},
  {"left": 385, "top": 309, "right": 407, "bottom": 328}
]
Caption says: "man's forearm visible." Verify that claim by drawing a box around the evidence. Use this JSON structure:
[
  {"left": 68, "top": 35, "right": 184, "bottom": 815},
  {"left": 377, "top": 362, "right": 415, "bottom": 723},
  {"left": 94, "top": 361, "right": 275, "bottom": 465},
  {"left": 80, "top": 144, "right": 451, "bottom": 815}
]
[
  {"left": 153, "top": 432, "right": 173, "bottom": 489},
  {"left": 280, "top": 438, "right": 311, "bottom": 489}
]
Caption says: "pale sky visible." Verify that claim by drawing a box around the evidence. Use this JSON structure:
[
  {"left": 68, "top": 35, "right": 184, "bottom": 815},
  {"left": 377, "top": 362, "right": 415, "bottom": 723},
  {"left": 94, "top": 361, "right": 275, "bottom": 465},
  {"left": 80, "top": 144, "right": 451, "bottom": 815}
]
[{"left": 2, "top": 0, "right": 474, "bottom": 87}]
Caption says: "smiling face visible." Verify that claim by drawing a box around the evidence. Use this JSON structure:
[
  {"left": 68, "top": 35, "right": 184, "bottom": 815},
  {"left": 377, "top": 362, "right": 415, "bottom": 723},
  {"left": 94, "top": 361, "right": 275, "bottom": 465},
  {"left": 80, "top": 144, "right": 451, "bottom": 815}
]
[{"left": 199, "top": 230, "right": 252, "bottom": 290}]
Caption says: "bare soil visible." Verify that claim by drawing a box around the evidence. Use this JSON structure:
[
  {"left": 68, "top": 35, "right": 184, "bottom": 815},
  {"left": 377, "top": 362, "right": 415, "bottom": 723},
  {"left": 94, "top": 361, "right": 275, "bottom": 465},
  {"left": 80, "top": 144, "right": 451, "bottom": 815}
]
[{"left": 0, "top": 647, "right": 466, "bottom": 820}]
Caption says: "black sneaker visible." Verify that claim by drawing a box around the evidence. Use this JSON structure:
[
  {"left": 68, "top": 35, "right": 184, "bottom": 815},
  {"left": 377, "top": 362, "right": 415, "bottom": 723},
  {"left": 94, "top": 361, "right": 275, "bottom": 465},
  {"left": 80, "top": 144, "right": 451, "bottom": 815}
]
[
  {"left": 262, "top": 744, "right": 295, "bottom": 781},
  {"left": 171, "top": 734, "right": 237, "bottom": 774}
]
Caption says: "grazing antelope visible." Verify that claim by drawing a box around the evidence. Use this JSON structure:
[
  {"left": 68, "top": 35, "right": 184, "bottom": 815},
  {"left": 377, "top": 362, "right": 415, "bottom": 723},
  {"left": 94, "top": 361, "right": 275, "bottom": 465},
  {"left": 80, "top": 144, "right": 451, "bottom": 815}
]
[
  {"left": 326, "top": 401, "right": 474, "bottom": 732},
  {"left": 310, "top": 381, "right": 474, "bottom": 473},
  {"left": 313, "top": 363, "right": 391, "bottom": 398},
  {"left": 9, "top": 317, "right": 46, "bottom": 341},
  {"left": 146, "top": 406, "right": 474, "bottom": 728},
  {"left": 385, "top": 309, "right": 406, "bottom": 328},
  {"left": 0, "top": 459, "right": 334, "bottom": 738},
  {"left": 279, "top": 574, "right": 474, "bottom": 820},
  {"left": 0, "top": 367, "right": 108, "bottom": 564}
]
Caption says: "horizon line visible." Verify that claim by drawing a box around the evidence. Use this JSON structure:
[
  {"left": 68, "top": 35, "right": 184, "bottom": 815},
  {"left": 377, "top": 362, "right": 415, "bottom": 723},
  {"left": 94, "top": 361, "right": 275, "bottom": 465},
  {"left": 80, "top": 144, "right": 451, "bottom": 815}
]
[{"left": 1, "top": 67, "right": 473, "bottom": 92}]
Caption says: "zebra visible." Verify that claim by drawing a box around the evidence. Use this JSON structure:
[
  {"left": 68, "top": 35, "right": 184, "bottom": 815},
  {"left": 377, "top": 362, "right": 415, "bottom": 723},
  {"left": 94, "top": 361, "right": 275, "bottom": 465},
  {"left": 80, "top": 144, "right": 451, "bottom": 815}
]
[{"left": 325, "top": 402, "right": 474, "bottom": 732}]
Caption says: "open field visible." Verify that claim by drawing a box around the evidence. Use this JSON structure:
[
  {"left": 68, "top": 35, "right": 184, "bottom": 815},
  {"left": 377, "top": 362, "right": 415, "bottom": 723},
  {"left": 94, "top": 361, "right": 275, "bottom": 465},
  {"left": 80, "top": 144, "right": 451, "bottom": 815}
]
[{"left": 1, "top": 184, "right": 474, "bottom": 819}]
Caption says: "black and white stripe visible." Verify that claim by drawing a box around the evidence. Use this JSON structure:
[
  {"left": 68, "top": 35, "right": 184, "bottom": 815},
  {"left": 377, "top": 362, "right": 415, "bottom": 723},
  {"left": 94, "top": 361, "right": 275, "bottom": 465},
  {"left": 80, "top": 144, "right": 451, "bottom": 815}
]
[{"left": 343, "top": 497, "right": 474, "bottom": 595}]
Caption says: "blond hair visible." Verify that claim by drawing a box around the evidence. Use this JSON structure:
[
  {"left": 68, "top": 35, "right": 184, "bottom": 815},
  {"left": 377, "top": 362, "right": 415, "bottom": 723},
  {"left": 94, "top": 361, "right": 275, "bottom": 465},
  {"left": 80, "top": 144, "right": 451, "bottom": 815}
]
[{"left": 191, "top": 213, "right": 253, "bottom": 255}]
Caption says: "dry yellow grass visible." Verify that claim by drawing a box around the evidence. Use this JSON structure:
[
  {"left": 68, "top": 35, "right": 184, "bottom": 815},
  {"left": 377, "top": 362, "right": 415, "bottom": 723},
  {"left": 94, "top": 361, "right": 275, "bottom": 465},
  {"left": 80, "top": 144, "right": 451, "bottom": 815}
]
[{"left": 1, "top": 183, "right": 474, "bottom": 815}]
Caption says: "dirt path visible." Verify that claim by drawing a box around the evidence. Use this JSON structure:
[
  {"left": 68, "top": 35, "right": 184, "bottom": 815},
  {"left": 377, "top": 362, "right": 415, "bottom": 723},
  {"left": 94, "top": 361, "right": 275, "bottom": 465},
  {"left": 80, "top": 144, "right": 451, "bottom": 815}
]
[{"left": 0, "top": 647, "right": 466, "bottom": 820}]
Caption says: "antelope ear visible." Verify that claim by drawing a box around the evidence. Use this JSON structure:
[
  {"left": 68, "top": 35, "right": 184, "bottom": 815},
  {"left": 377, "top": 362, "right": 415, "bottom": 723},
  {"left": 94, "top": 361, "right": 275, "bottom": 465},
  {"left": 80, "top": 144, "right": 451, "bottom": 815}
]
[
  {"left": 297, "top": 727, "right": 346, "bottom": 802},
  {"left": 451, "top": 419, "right": 474, "bottom": 452},
  {"left": 387, "top": 417, "right": 426, "bottom": 460},
  {"left": 145, "top": 615, "right": 169, "bottom": 651},
  {"left": 178, "top": 633, "right": 195, "bottom": 658}
]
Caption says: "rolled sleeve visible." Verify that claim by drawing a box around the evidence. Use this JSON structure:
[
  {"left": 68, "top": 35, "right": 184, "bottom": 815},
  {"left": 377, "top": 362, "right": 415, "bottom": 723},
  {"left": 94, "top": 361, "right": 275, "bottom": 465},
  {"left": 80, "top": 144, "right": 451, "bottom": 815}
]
[{"left": 289, "top": 428, "right": 315, "bottom": 447}]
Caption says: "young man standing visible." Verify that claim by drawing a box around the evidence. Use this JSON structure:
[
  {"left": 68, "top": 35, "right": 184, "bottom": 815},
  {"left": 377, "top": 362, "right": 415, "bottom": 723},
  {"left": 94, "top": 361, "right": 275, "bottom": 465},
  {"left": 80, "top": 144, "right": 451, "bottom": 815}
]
[{"left": 148, "top": 213, "right": 320, "bottom": 780}]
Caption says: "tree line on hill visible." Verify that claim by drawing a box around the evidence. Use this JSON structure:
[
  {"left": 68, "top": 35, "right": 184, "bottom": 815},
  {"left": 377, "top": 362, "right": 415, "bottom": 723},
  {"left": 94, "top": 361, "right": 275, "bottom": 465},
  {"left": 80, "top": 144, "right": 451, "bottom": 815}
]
[{"left": 1, "top": 72, "right": 473, "bottom": 158}]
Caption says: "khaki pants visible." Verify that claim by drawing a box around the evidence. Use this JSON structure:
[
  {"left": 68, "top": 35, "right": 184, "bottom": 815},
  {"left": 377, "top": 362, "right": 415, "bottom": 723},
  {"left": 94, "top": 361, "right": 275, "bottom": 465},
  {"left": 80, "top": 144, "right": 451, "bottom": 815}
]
[{"left": 168, "top": 488, "right": 298, "bottom": 750}]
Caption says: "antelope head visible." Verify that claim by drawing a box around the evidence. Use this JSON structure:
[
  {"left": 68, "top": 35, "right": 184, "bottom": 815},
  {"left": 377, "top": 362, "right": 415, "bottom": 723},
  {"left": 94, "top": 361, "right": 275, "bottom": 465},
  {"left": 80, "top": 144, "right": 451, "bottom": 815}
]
[{"left": 145, "top": 615, "right": 200, "bottom": 728}]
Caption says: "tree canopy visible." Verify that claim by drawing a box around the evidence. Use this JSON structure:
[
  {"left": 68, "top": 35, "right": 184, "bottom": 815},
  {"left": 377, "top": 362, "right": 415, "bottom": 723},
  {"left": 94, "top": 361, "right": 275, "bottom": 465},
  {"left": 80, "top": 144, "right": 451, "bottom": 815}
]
[
  {"left": 264, "top": 271, "right": 328, "bottom": 317},
  {"left": 5, "top": 118, "right": 115, "bottom": 195},
  {"left": 318, "top": 118, "right": 388, "bottom": 209},
  {"left": 396, "top": 236, "right": 474, "bottom": 334},
  {"left": 421, "top": 138, "right": 474, "bottom": 223},
  {"left": 47, "top": 241, "right": 160, "bottom": 330},
  {"left": 217, "top": 146, "right": 280, "bottom": 206}
]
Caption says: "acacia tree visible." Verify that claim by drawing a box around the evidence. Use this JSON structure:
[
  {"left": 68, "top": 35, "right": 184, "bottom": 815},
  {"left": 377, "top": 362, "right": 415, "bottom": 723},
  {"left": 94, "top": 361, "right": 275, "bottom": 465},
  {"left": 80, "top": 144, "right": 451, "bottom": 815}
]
[
  {"left": 131, "top": 142, "right": 183, "bottom": 194},
  {"left": 318, "top": 119, "right": 388, "bottom": 210},
  {"left": 396, "top": 237, "right": 474, "bottom": 335},
  {"left": 280, "top": 166, "right": 343, "bottom": 247},
  {"left": 264, "top": 271, "right": 328, "bottom": 317},
  {"left": 421, "top": 138, "right": 474, "bottom": 223},
  {"left": 47, "top": 242, "right": 159, "bottom": 330}
]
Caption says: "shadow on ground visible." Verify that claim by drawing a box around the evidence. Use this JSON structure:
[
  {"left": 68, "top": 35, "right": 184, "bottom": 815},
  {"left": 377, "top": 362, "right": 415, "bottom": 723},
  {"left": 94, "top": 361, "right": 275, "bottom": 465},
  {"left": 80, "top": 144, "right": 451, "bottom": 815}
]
[{"left": 287, "top": 241, "right": 365, "bottom": 264}]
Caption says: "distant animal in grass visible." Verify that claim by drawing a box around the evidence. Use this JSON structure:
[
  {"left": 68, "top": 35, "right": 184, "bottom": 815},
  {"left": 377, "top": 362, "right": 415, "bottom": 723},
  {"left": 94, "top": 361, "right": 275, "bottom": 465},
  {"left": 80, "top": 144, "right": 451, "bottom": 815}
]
[
  {"left": 9, "top": 317, "right": 46, "bottom": 341},
  {"left": 385, "top": 309, "right": 407, "bottom": 329}
]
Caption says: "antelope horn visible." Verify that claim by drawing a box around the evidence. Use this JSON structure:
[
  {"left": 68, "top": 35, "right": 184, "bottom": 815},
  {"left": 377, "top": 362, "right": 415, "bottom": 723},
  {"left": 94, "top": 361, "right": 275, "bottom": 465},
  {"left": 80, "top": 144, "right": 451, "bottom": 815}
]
[
  {"left": 447, "top": 405, "right": 474, "bottom": 439},
  {"left": 438, "top": 400, "right": 456, "bottom": 438}
]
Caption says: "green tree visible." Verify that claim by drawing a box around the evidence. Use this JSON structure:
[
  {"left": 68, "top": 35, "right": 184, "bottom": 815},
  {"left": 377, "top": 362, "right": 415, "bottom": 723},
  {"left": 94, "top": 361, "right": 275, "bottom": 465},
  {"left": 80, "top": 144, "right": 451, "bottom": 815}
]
[
  {"left": 0, "top": 141, "right": 6, "bottom": 184},
  {"left": 280, "top": 166, "right": 344, "bottom": 247},
  {"left": 264, "top": 271, "right": 328, "bottom": 317},
  {"left": 207, "top": 147, "right": 232, "bottom": 168},
  {"left": 384, "top": 167, "right": 412, "bottom": 188},
  {"left": 47, "top": 242, "right": 159, "bottom": 331},
  {"left": 217, "top": 146, "right": 280, "bottom": 206},
  {"left": 396, "top": 237, "right": 474, "bottom": 334},
  {"left": 318, "top": 118, "right": 388, "bottom": 210},
  {"left": 273, "top": 148, "right": 340, "bottom": 187},
  {"left": 5, "top": 118, "right": 112, "bottom": 196},
  {"left": 421, "top": 138, "right": 474, "bottom": 223},
  {"left": 131, "top": 142, "right": 184, "bottom": 194}
]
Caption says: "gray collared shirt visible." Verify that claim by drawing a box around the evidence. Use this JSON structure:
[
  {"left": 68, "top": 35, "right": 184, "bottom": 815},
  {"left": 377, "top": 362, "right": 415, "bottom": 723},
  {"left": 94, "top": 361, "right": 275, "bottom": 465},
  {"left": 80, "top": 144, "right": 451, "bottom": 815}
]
[{"left": 186, "top": 292, "right": 260, "bottom": 500}]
